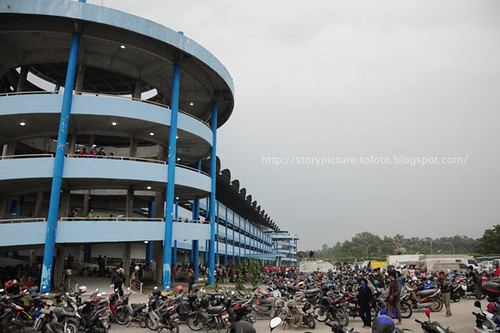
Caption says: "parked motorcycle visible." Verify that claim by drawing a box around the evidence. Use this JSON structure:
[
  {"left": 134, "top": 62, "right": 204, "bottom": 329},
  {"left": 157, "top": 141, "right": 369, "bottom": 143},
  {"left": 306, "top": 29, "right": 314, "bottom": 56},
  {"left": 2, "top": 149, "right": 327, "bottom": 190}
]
[{"left": 415, "top": 308, "right": 454, "bottom": 333}]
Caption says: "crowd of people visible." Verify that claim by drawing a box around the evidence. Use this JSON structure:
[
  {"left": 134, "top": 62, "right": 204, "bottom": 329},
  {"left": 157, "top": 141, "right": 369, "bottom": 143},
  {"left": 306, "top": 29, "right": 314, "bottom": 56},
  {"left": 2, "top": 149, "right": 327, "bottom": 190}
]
[{"left": 74, "top": 144, "right": 113, "bottom": 158}]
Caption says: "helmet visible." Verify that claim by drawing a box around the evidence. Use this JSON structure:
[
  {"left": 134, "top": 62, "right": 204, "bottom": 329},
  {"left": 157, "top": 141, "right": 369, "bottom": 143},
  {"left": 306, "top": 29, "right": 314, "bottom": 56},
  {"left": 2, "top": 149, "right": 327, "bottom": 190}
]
[
  {"left": 372, "top": 315, "right": 395, "bottom": 333},
  {"left": 487, "top": 302, "right": 498, "bottom": 314},
  {"left": 152, "top": 288, "right": 162, "bottom": 297},
  {"left": 191, "top": 285, "right": 199, "bottom": 293},
  {"left": 79, "top": 286, "right": 87, "bottom": 293},
  {"left": 176, "top": 285, "right": 183, "bottom": 293},
  {"left": 119, "top": 268, "right": 124, "bottom": 274},
  {"left": 229, "top": 320, "right": 256, "bottom": 333},
  {"left": 135, "top": 266, "right": 140, "bottom": 271}
]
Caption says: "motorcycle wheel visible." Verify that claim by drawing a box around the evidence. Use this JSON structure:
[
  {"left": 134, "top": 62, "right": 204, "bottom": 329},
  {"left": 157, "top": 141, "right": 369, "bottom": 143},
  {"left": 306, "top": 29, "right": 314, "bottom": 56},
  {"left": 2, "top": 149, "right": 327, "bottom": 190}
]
[
  {"left": 290, "top": 309, "right": 301, "bottom": 329},
  {"left": 138, "top": 313, "right": 147, "bottom": 329},
  {"left": 304, "top": 314, "right": 316, "bottom": 329},
  {"left": 115, "top": 307, "right": 131, "bottom": 325},
  {"left": 314, "top": 305, "right": 328, "bottom": 322},
  {"left": 63, "top": 320, "right": 79, "bottom": 333},
  {"left": 165, "top": 319, "right": 179, "bottom": 333},
  {"left": 187, "top": 313, "right": 204, "bottom": 331},
  {"left": 3, "top": 312, "right": 24, "bottom": 332},
  {"left": 145, "top": 316, "right": 159, "bottom": 330},
  {"left": 400, "top": 302, "right": 412, "bottom": 319},
  {"left": 370, "top": 306, "right": 378, "bottom": 320},
  {"left": 429, "top": 298, "right": 443, "bottom": 312},
  {"left": 335, "top": 307, "right": 349, "bottom": 327},
  {"left": 451, "top": 292, "right": 461, "bottom": 303}
]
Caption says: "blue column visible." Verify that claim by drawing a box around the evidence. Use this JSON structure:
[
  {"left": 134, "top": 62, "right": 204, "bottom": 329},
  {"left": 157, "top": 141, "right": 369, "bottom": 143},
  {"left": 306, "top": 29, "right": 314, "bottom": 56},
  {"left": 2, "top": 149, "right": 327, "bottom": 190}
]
[
  {"left": 40, "top": 30, "right": 82, "bottom": 293},
  {"left": 238, "top": 216, "right": 241, "bottom": 263},
  {"left": 191, "top": 161, "right": 200, "bottom": 280},
  {"left": 162, "top": 59, "right": 181, "bottom": 291},
  {"left": 208, "top": 101, "right": 217, "bottom": 286},
  {"left": 289, "top": 239, "right": 291, "bottom": 266},
  {"left": 243, "top": 220, "right": 246, "bottom": 257},
  {"left": 146, "top": 201, "right": 154, "bottom": 267},
  {"left": 6, "top": 200, "right": 14, "bottom": 215},
  {"left": 205, "top": 239, "right": 209, "bottom": 265},
  {"left": 224, "top": 206, "right": 228, "bottom": 265},
  {"left": 173, "top": 240, "right": 177, "bottom": 267},
  {"left": 216, "top": 201, "right": 219, "bottom": 265},
  {"left": 15, "top": 196, "right": 23, "bottom": 216},
  {"left": 232, "top": 211, "right": 235, "bottom": 263},
  {"left": 193, "top": 240, "right": 199, "bottom": 281}
]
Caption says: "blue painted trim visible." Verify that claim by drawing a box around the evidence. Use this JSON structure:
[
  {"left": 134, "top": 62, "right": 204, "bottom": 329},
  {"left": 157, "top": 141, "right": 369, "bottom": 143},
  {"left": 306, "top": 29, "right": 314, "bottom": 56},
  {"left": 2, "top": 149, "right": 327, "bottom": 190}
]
[
  {"left": 40, "top": 32, "right": 81, "bottom": 293},
  {"left": 162, "top": 61, "right": 181, "bottom": 291},
  {"left": 208, "top": 101, "right": 217, "bottom": 286}
]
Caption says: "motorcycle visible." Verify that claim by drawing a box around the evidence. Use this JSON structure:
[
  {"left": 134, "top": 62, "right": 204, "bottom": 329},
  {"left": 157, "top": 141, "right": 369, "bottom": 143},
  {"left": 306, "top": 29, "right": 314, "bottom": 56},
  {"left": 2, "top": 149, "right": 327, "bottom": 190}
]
[
  {"left": 401, "top": 284, "right": 443, "bottom": 313},
  {"left": 414, "top": 308, "right": 454, "bottom": 333},
  {"left": 313, "top": 291, "right": 349, "bottom": 326},
  {"left": 472, "top": 300, "right": 499, "bottom": 333}
]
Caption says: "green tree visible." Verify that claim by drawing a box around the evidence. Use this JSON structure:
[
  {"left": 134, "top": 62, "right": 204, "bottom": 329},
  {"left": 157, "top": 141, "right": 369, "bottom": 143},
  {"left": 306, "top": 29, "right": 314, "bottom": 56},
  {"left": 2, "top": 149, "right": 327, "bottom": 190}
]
[
  {"left": 476, "top": 225, "right": 500, "bottom": 255},
  {"left": 249, "top": 260, "right": 261, "bottom": 287}
]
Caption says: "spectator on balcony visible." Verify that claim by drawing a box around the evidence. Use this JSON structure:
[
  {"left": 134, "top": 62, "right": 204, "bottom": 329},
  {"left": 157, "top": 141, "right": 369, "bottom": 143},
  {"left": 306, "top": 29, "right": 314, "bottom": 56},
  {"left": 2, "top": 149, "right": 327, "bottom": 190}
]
[
  {"left": 97, "top": 148, "right": 106, "bottom": 157},
  {"left": 89, "top": 144, "right": 98, "bottom": 158},
  {"left": 87, "top": 208, "right": 97, "bottom": 219},
  {"left": 109, "top": 152, "right": 114, "bottom": 159},
  {"left": 80, "top": 147, "right": 88, "bottom": 157}
]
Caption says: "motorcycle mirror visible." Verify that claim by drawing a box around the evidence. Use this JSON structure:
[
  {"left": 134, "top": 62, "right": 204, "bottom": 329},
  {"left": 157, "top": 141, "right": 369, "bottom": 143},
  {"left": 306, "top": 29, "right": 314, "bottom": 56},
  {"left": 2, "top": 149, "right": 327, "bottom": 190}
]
[
  {"left": 269, "top": 317, "right": 282, "bottom": 331},
  {"left": 154, "top": 286, "right": 158, "bottom": 290},
  {"left": 474, "top": 300, "right": 482, "bottom": 309},
  {"left": 425, "top": 308, "right": 430, "bottom": 319}
]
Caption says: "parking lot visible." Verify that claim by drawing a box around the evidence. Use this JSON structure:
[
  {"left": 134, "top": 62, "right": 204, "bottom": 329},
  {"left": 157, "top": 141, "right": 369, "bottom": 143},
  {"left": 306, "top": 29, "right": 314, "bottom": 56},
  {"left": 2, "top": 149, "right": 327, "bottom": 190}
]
[{"left": 112, "top": 295, "right": 487, "bottom": 333}]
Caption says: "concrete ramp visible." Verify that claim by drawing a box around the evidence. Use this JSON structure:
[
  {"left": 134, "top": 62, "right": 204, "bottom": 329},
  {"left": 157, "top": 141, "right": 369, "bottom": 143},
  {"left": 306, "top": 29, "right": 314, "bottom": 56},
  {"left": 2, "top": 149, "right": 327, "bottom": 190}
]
[{"left": 300, "top": 260, "right": 333, "bottom": 273}]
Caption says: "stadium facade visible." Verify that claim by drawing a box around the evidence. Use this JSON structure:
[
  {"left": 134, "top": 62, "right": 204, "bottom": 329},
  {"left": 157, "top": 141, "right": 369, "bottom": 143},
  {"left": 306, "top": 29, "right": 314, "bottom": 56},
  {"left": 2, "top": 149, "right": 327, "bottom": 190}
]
[{"left": 0, "top": 0, "right": 298, "bottom": 291}]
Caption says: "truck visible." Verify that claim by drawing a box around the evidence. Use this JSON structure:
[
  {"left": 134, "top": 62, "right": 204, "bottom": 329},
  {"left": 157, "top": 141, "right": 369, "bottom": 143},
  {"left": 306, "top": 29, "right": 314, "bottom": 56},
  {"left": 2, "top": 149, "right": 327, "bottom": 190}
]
[{"left": 387, "top": 254, "right": 479, "bottom": 272}]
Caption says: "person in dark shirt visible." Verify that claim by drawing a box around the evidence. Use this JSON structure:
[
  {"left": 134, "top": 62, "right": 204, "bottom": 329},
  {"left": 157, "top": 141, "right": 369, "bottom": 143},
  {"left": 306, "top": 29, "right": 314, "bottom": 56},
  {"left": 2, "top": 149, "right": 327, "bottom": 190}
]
[{"left": 358, "top": 278, "right": 373, "bottom": 328}]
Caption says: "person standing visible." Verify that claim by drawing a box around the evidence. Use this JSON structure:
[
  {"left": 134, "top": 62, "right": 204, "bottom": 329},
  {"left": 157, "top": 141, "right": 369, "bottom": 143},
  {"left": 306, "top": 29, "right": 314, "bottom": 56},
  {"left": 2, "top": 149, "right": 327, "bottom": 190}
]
[
  {"left": 187, "top": 268, "right": 195, "bottom": 292},
  {"left": 358, "top": 278, "right": 373, "bottom": 328},
  {"left": 111, "top": 267, "right": 125, "bottom": 296},
  {"left": 387, "top": 271, "right": 401, "bottom": 325},
  {"left": 438, "top": 271, "right": 452, "bottom": 317}
]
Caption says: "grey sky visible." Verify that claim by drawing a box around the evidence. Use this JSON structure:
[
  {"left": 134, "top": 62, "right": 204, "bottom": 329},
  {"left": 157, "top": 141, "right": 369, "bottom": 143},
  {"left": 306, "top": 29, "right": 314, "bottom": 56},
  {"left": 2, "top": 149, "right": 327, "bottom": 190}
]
[{"left": 92, "top": 0, "right": 500, "bottom": 249}]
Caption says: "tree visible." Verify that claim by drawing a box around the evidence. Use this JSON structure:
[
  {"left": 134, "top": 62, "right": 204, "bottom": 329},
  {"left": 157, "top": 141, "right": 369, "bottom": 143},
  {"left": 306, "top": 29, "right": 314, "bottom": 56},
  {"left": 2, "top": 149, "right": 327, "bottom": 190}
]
[
  {"left": 249, "top": 260, "right": 261, "bottom": 287},
  {"left": 476, "top": 225, "right": 500, "bottom": 255}
]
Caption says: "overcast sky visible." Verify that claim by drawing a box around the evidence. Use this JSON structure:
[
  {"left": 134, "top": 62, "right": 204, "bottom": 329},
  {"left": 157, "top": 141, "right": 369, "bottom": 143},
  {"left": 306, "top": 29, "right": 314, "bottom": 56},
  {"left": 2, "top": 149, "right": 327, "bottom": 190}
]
[{"left": 91, "top": 0, "right": 500, "bottom": 250}]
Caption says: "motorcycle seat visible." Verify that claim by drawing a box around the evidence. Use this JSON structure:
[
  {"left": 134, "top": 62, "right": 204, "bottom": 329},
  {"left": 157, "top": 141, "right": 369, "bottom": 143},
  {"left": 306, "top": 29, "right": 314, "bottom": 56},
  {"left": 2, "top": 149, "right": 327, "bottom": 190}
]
[
  {"left": 417, "top": 289, "right": 437, "bottom": 297},
  {"left": 131, "top": 303, "right": 144, "bottom": 310},
  {"left": 207, "top": 305, "right": 225, "bottom": 314},
  {"left": 258, "top": 298, "right": 273, "bottom": 305},
  {"left": 305, "top": 288, "right": 320, "bottom": 295}
]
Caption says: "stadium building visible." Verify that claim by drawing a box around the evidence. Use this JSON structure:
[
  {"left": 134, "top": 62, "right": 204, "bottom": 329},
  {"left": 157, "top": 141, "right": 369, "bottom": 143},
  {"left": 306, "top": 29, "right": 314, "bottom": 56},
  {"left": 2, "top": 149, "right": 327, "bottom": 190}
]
[{"left": 0, "top": 0, "right": 298, "bottom": 291}]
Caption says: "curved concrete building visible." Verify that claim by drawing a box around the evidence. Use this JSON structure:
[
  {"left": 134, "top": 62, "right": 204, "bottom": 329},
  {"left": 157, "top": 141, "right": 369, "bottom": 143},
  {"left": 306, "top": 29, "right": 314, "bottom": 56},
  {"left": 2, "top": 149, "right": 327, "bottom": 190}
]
[{"left": 0, "top": 0, "right": 296, "bottom": 292}]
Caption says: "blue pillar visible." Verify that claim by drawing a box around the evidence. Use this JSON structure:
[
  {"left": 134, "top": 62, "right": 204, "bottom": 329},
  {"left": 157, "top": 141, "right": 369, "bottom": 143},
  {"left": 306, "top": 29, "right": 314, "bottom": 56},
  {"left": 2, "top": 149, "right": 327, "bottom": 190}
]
[
  {"left": 224, "top": 206, "right": 228, "bottom": 265},
  {"left": 15, "top": 196, "right": 23, "bottom": 216},
  {"left": 173, "top": 240, "right": 177, "bottom": 267},
  {"left": 289, "top": 239, "right": 291, "bottom": 267},
  {"left": 232, "top": 211, "right": 235, "bottom": 263},
  {"left": 146, "top": 201, "right": 155, "bottom": 267},
  {"left": 238, "top": 216, "right": 241, "bottom": 263},
  {"left": 216, "top": 202, "right": 220, "bottom": 265},
  {"left": 191, "top": 161, "right": 200, "bottom": 279},
  {"left": 243, "top": 220, "right": 246, "bottom": 257},
  {"left": 40, "top": 29, "right": 82, "bottom": 293},
  {"left": 162, "top": 59, "right": 181, "bottom": 291},
  {"left": 208, "top": 101, "right": 217, "bottom": 286},
  {"left": 6, "top": 200, "right": 14, "bottom": 215},
  {"left": 205, "top": 239, "right": 209, "bottom": 265},
  {"left": 193, "top": 240, "right": 199, "bottom": 281}
]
